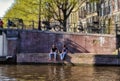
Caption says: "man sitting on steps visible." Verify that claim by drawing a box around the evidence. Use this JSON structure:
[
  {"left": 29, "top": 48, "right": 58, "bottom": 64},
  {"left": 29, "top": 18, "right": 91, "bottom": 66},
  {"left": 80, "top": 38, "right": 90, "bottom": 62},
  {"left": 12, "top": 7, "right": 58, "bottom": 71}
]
[
  {"left": 60, "top": 45, "right": 68, "bottom": 61},
  {"left": 49, "top": 44, "right": 58, "bottom": 61}
]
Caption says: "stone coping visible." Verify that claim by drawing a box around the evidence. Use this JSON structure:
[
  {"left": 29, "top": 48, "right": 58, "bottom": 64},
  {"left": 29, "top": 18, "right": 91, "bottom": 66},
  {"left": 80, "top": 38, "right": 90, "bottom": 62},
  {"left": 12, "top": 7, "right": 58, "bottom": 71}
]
[
  {"left": 17, "top": 53, "right": 120, "bottom": 65},
  {"left": 0, "top": 28, "right": 115, "bottom": 37}
]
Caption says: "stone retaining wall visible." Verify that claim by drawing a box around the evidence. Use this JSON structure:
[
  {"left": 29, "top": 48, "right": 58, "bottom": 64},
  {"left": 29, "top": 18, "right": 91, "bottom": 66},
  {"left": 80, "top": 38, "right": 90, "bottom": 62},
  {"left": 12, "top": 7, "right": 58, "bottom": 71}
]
[
  {"left": 6, "top": 30, "right": 118, "bottom": 64},
  {"left": 17, "top": 53, "right": 120, "bottom": 65},
  {"left": 17, "top": 30, "right": 116, "bottom": 54}
]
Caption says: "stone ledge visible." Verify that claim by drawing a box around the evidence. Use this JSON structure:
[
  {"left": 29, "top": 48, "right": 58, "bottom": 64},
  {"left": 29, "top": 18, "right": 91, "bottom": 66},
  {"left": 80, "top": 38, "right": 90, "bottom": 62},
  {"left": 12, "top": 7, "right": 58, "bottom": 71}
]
[{"left": 17, "top": 53, "right": 120, "bottom": 65}]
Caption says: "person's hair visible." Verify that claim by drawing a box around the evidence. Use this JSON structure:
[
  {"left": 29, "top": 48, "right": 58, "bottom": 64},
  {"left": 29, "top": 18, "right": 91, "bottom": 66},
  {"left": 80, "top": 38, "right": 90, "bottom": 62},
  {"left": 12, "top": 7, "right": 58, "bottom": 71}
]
[{"left": 64, "top": 45, "right": 66, "bottom": 47}]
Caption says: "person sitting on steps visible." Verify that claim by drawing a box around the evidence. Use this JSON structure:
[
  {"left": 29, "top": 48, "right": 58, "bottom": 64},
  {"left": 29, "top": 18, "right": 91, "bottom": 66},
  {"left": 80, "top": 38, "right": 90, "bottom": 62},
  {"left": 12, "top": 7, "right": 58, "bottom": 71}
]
[
  {"left": 60, "top": 45, "right": 68, "bottom": 61},
  {"left": 49, "top": 44, "right": 58, "bottom": 61}
]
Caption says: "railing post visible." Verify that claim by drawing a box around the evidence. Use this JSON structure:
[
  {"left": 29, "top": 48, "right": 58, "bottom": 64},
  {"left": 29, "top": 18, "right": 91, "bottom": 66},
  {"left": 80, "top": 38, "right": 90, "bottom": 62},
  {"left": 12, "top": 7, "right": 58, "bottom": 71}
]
[
  {"left": 73, "top": 23, "right": 76, "bottom": 32},
  {"left": 32, "top": 20, "right": 34, "bottom": 29},
  {"left": 38, "top": 0, "right": 41, "bottom": 30},
  {"left": 115, "top": 24, "right": 120, "bottom": 55}
]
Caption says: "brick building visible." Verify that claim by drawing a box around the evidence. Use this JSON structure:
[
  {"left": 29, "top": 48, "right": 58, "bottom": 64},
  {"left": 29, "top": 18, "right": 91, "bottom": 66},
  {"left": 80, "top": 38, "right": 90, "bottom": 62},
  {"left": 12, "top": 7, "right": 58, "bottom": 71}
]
[{"left": 68, "top": 0, "right": 120, "bottom": 34}]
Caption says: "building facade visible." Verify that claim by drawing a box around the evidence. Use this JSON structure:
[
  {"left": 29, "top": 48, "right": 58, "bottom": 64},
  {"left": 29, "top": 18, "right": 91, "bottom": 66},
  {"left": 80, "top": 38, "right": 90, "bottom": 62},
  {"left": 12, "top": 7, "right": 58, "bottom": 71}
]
[
  {"left": 86, "top": 0, "right": 99, "bottom": 33},
  {"left": 68, "top": 0, "right": 120, "bottom": 34}
]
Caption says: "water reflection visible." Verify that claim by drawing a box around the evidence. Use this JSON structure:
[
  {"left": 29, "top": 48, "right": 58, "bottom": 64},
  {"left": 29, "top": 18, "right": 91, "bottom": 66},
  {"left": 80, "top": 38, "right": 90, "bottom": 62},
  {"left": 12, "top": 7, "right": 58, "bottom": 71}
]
[{"left": 0, "top": 65, "right": 119, "bottom": 81}]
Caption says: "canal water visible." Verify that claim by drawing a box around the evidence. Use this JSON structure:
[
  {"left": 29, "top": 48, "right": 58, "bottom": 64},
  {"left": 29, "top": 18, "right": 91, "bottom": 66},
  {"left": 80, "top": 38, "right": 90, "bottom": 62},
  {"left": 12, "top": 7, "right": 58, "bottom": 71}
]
[{"left": 0, "top": 65, "right": 119, "bottom": 81}]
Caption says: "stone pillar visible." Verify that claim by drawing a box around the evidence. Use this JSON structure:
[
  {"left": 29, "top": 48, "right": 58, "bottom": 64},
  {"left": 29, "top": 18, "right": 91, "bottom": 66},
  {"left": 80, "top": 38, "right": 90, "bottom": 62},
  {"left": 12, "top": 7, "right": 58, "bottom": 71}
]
[{"left": 7, "top": 38, "right": 18, "bottom": 63}]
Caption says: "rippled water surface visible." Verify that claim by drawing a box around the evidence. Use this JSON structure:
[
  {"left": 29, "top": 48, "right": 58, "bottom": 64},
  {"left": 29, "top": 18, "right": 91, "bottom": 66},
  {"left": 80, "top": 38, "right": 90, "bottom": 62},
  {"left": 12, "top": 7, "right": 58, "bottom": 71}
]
[{"left": 0, "top": 65, "right": 120, "bottom": 81}]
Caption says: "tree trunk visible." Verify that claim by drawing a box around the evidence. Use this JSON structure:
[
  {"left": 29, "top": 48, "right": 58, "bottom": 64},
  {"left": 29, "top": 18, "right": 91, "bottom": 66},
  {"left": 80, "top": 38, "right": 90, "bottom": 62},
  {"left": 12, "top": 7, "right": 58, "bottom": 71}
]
[{"left": 63, "top": 20, "right": 67, "bottom": 32}]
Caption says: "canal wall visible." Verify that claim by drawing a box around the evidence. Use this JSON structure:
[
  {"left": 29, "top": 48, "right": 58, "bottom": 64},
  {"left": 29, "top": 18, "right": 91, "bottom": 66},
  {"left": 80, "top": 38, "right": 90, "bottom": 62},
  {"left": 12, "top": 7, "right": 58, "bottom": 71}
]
[
  {"left": 16, "top": 30, "right": 116, "bottom": 54},
  {"left": 6, "top": 30, "right": 119, "bottom": 65},
  {"left": 17, "top": 53, "right": 120, "bottom": 65}
]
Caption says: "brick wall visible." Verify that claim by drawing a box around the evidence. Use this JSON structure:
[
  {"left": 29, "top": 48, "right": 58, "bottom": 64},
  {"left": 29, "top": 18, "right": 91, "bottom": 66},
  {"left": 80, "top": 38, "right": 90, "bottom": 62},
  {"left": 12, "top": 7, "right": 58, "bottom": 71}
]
[
  {"left": 8, "top": 38, "right": 18, "bottom": 56},
  {"left": 16, "top": 30, "right": 116, "bottom": 54}
]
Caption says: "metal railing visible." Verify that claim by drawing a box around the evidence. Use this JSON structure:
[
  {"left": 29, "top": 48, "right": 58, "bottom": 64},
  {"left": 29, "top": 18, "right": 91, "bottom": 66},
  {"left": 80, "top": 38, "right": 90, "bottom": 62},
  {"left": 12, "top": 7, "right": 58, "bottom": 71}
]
[
  {"left": 0, "top": 17, "right": 118, "bottom": 34},
  {"left": 67, "top": 22, "right": 117, "bottom": 34},
  {"left": 1, "top": 17, "right": 36, "bottom": 30}
]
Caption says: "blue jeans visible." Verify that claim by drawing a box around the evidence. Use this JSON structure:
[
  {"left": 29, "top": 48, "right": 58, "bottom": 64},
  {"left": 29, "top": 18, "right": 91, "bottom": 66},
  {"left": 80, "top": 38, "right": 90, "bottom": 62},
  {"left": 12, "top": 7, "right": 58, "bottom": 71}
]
[
  {"left": 49, "top": 52, "right": 57, "bottom": 60},
  {"left": 60, "top": 52, "right": 67, "bottom": 60}
]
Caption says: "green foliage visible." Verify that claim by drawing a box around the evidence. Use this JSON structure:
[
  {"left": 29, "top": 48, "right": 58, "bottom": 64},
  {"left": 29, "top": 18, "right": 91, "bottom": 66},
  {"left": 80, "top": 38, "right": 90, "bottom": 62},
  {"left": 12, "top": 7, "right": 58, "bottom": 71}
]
[
  {"left": 4, "top": 0, "right": 78, "bottom": 30},
  {"left": 43, "top": 0, "right": 78, "bottom": 31},
  {"left": 89, "top": 0, "right": 99, "bottom": 3}
]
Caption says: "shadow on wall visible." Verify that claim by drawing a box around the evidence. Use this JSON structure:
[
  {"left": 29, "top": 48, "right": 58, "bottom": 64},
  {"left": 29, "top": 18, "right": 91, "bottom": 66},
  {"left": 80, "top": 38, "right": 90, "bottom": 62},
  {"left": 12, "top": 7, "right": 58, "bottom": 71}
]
[
  {"left": 19, "top": 31, "right": 90, "bottom": 53},
  {"left": 64, "top": 38, "right": 89, "bottom": 54},
  {"left": 47, "top": 34, "right": 64, "bottom": 53},
  {"left": 52, "top": 38, "right": 89, "bottom": 54}
]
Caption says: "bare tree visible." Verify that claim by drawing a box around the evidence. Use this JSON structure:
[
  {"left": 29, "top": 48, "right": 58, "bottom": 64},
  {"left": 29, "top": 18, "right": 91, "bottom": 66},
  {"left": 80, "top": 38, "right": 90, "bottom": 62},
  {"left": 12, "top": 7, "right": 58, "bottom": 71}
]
[{"left": 44, "top": 0, "right": 78, "bottom": 32}]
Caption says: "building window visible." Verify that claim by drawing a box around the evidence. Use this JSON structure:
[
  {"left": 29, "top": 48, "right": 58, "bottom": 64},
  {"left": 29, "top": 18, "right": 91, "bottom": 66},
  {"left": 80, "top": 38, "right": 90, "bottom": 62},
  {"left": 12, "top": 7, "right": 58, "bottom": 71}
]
[
  {"left": 94, "top": 2, "right": 97, "bottom": 12},
  {"left": 118, "top": 0, "right": 120, "bottom": 10},
  {"left": 91, "top": 3, "right": 93, "bottom": 13},
  {"left": 101, "top": 4, "right": 104, "bottom": 16},
  {"left": 112, "top": 0, "right": 115, "bottom": 12},
  {"left": 87, "top": 3, "right": 90, "bottom": 14},
  {"left": 114, "top": 0, "right": 118, "bottom": 11}
]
